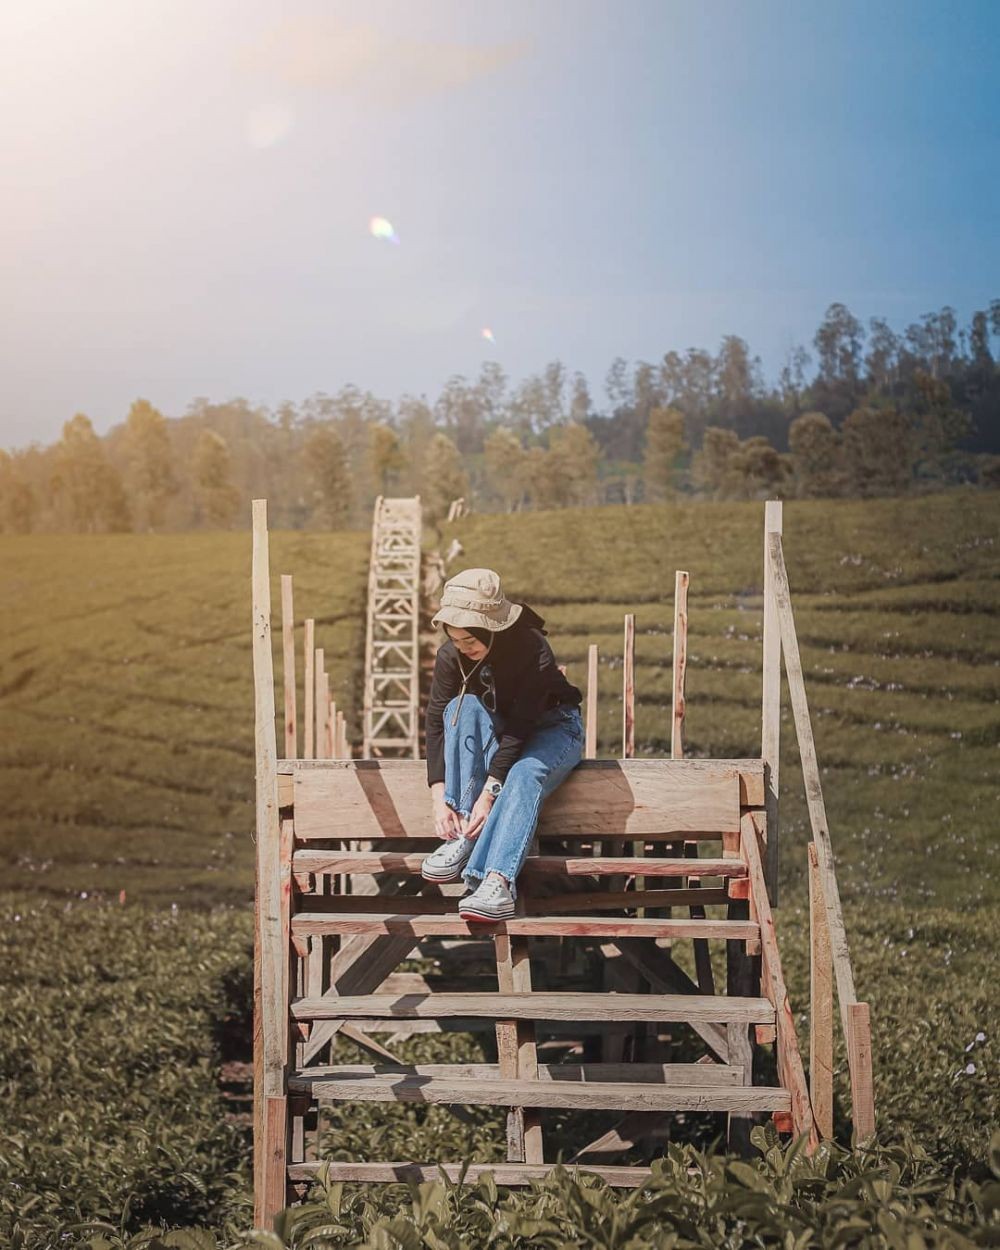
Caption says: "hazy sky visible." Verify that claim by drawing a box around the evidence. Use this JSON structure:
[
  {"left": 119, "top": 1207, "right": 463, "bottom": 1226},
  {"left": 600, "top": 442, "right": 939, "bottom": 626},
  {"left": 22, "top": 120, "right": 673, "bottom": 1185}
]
[{"left": 2, "top": 0, "right": 998, "bottom": 448}]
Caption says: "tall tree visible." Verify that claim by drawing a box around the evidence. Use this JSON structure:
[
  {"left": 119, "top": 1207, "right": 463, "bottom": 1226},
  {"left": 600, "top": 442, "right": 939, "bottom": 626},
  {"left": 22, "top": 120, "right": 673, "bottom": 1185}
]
[
  {"left": 642, "top": 406, "right": 686, "bottom": 500},
  {"left": 0, "top": 450, "right": 36, "bottom": 533},
  {"left": 484, "top": 427, "right": 527, "bottom": 511},
  {"left": 122, "top": 398, "right": 178, "bottom": 530},
  {"left": 303, "top": 425, "right": 350, "bottom": 527},
  {"left": 370, "top": 423, "right": 405, "bottom": 495},
  {"left": 842, "top": 406, "right": 914, "bottom": 497},
  {"left": 422, "top": 432, "right": 468, "bottom": 520},
  {"left": 193, "top": 429, "right": 239, "bottom": 527},
  {"left": 788, "top": 412, "right": 843, "bottom": 497},
  {"left": 692, "top": 427, "right": 741, "bottom": 499},
  {"left": 56, "top": 413, "right": 131, "bottom": 532},
  {"left": 548, "top": 422, "right": 600, "bottom": 506}
]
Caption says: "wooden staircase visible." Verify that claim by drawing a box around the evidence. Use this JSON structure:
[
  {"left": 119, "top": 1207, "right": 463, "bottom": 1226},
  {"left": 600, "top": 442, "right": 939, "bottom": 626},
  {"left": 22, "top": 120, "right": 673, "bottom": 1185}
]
[{"left": 250, "top": 497, "right": 875, "bottom": 1229}]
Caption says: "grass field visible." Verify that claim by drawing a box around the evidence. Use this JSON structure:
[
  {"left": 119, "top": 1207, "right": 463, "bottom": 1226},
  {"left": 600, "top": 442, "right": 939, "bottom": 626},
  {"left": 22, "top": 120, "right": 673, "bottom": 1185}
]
[{"left": 1, "top": 491, "right": 998, "bottom": 1246}]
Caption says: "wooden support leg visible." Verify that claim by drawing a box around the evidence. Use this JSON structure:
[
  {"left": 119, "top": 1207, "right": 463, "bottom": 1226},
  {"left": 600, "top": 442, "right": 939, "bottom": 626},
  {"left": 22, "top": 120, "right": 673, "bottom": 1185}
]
[
  {"left": 808, "top": 843, "right": 834, "bottom": 1139},
  {"left": 847, "top": 1002, "right": 876, "bottom": 1142},
  {"left": 495, "top": 931, "right": 543, "bottom": 1164},
  {"left": 726, "top": 896, "right": 759, "bottom": 1155},
  {"left": 685, "top": 841, "right": 715, "bottom": 995}
]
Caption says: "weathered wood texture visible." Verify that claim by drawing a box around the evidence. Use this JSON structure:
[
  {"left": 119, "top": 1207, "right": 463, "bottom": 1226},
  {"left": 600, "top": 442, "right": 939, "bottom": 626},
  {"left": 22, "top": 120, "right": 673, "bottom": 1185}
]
[
  {"left": 585, "top": 643, "right": 599, "bottom": 758},
  {"left": 287, "top": 1074, "right": 791, "bottom": 1113},
  {"left": 672, "top": 570, "right": 688, "bottom": 759},
  {"left": 280, "top": 575, "right": 297, "bottom": 759},
  {"left": 251, "top": 499, "right": 289, "bottom": 1229},
  {"left": 291, "top": 991, "right": 775, "bottom": 1024},
  {"left": 762, "top": 499, "right": 782, "bottom": 902},
  {"left": 292, "top": 850, "right": 747, "bottom": 879},
  {"left": 808, "top": 843, "right": 834, "bottom": 1139},
  {"left": 303, "top": 619, "right": 315, "bottom": 761},
  {"left": 291, "top": 913, "right": 759, "bottom": 940},
  {"left": 292, "top": 759, "right": 749, "bottom": 840},
  {"left": 287, "top": 1161, "right": 652, "bottom": 1187}
]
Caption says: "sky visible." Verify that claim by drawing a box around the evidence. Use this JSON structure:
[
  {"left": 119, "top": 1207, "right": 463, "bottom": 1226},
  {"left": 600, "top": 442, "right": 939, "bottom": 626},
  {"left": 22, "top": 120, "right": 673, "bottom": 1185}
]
[{"left": 1, "top": 0, "right": 998, "bottom": 449}]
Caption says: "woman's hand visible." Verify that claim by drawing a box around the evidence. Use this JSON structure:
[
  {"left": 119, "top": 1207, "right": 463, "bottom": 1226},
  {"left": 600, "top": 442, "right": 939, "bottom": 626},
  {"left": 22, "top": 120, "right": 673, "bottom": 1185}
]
[
  {"left": 462, "top": 789, "right": 496, "bottom": 840},
  {"left": 433, "top": 795, "right": 464, "bottom": 841}
]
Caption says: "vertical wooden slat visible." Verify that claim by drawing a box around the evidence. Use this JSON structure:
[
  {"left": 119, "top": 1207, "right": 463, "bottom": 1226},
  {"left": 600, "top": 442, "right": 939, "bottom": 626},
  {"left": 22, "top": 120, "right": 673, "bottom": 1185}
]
[
  {"left": 251, "top": 499, "right": 289, "bottom": 1228},
  {"left": 326, "top": 694, "right": 336, "bottom": 761},
  {"left": 495, "top": 931, "right": 543, "bottom": 1165},
  {"left": 808, "top": 843, "right": 834, "bottom": 1139},
  {"left": 585, "top": 644, "right": 598, "bottom": 758},
  {"left": 280, "top": 576, "right": 297, "bottom": 759},
  {"left": 622, "top": 614, "right": 635, "bottom": 759},
  {"left": 303, "top": 619, "right": 315, "bottom": 760},
  {"left": 671, "top": 571, "right": 688, "bottom": 759},
  {"left": 846, "top": 1002, "right": 876, "bottom": 1141},
  {"left": 762, "top": 499, "right": 782, "bottom": 904},
  {"left": 336, "top": 710, "right": 347, "bottom": 760},
  {"left": 314, "top": 648, "right": 325, "bottom": 760}
]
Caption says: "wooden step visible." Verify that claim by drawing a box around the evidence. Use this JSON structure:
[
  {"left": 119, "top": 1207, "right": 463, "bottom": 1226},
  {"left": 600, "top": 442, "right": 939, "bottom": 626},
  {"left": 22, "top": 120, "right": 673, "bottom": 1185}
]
[
  {"left": 290, "top": 913, "right": 759, "bottom": 940},
  {"left": 293, "top": 850, "right": 748, "bottom": 879},
  {"left": 299, "top": 888, "right": 731, "bottom": 913},
  {"left": 286, "top": 1072, "right": 791, "bottom": 1113},
  {"left": 290, "top": 991, "right": 775, "bottom": 1025},
  {"left": 290, "top": 1061, "right": 746, "bottom": 1085},
  {"left": 287, "top": 1161, "right": 651, "bottom": 1187}
]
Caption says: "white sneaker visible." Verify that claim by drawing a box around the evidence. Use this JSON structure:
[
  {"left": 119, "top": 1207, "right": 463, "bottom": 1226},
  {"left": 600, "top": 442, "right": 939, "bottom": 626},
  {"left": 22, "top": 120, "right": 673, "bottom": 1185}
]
[
  {"left": 421, "top": 836, "right": 475, "bottom": 883},
  {"left": 459, "top": 875, "right": 515, "bottom": 922}
]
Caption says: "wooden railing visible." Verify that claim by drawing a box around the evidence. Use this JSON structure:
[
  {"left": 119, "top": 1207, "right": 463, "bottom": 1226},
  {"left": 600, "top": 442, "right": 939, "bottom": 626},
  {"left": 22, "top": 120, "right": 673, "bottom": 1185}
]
[{"left": 765, "top": 523, "right": 876, "bottom": 1142}]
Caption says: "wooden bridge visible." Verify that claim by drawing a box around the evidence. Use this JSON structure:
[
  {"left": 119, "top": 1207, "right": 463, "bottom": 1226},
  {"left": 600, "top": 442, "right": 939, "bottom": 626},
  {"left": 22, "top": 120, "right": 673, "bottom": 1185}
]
[{"left": 250, "top": 498, "right": 875, "bottom": 1228}]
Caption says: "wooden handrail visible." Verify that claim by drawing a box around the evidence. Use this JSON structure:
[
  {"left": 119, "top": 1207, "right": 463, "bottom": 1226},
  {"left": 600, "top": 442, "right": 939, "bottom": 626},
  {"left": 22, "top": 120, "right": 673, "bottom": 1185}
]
[{"left": 766, "top": 531, "right": 875, "bottom": 1140}]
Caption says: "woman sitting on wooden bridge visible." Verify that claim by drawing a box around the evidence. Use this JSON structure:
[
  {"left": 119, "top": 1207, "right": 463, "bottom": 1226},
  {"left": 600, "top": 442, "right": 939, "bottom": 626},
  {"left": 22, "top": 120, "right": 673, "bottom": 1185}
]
[{"left": 422, "top": 567, "right": 584, "bottom": 920}]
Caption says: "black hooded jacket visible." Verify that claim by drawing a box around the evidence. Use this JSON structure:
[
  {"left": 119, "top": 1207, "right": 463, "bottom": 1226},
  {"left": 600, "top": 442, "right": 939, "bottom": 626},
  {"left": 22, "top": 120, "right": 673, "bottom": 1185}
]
[{"left": 425, "top": 604, "right": 583, "bottom": 787}]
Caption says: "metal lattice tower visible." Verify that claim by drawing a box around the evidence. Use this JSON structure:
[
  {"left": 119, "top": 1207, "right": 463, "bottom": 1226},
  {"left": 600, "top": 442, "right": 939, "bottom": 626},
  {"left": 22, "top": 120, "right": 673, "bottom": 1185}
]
[{"left": 362, "top": 496, "right": 422, "bottom": 758}]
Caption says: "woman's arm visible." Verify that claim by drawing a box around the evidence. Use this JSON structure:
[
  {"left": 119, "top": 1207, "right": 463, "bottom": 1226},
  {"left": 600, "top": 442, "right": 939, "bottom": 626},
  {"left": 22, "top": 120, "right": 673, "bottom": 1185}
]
[
  {"left": 425, "top": 645, "right": 461, "bottom": 788},
  {"left": 488, "top": 633, "right": 562, "bottom": 782}
]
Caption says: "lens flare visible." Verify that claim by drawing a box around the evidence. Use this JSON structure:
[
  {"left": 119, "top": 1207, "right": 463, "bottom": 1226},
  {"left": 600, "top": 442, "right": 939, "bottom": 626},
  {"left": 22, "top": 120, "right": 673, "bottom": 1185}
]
[
  {"left": 481, "top": 327, "right": 496, "bottom": 344},
  {"left": 369, "top": 216, "right": 399, "bottom": 244}
]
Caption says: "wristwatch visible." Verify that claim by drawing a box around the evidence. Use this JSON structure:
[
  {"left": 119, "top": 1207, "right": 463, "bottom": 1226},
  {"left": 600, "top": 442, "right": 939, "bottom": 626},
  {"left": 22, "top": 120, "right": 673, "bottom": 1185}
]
[{"left": 484, "top": 778, "right": 503, "bottom": 798}]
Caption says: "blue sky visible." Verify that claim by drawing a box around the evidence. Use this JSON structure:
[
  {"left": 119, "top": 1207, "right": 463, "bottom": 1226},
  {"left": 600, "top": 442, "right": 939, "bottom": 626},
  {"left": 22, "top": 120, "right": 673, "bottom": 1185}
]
[{"left": 1, "top": 0, "right": 998, "bottom": 447}]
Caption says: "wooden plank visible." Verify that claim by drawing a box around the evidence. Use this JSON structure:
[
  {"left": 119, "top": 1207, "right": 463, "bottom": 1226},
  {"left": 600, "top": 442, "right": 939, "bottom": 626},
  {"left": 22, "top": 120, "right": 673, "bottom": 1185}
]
[
  {"left": 287, "top": 1161, "right": 652, "bottom": 1187},
  {"left": 495, "top": 932, "right": 542, "bottom": 1163},
  {"left": 251, "top": 499, "right": 288, "bottom": 1229},
  {"left": 291, "top": 913, "right": 759, "bottom": 940},
  {"left": 671, "top": 570, "right": 689, "bottom": 759},
  {"left": 287, "top": 1075, "right": 791, "bottom": 1113},
  {"left": 534, "top": 887, "right": 729, "bottom": 912},
  {"left": 290, "top": 992, "right": 775, "bottom": 1024},
  {"left": 303, "top": 619, "right": 315, "bottom": 761},
  {"left": 291, "top": 1062, "right": 744, "bottom": 1086},
  {"left": 768, "top": 534, "right": 858, "bottom": 1022},
  {"left": 622, "top": 614, "right": 635, "bottom": 757},
  {"left": 314, "top": 652, "right": 326, "bottom": 760},
  {"left": 762, "top": 499, "right": 782, "bottom": 903},
  {"left": 585, "top": 643, "right": 599, "bottom": 758},
  {"left": 808, "top": 843, "right": 834, "bottom": 1139},
  {"left": 292, "top": 758, "right": 743, "bottom": 840},
  {"left": 293, "top": 849, "right": 747, "bottom": 879},
  {"left": 741, "top": 809, "right": 817, "bottom": 1147},
  {"left": 280, "top": 575, "right": 297, "bottom": 759},
  {"left": 846, "top": 1002, "right": 876, "bottom": 1141}
]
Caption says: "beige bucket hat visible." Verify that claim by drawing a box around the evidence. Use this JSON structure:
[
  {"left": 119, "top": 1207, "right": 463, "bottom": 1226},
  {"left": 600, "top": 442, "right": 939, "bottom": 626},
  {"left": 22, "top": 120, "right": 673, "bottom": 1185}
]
[{"left": 431, "top": 568, "right": 523, "bottom": 633}]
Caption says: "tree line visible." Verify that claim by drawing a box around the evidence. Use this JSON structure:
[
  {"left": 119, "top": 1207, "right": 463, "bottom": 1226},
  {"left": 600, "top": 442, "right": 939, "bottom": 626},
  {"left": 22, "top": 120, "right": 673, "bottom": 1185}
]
[{"left": 2, "top": 299, "right": 998, "bottom": 533}]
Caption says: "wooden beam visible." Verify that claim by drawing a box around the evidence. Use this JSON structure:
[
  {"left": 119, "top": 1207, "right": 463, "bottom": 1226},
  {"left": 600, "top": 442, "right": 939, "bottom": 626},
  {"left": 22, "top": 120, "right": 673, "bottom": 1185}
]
[
  {"left": 762, "top": 499, "right": 782, "bottom": 903},
  {"left": 303, "top": 619, "right": 315, "bottom": 760},
  {"left": 585, "top": 643, "right": 599, "bottom": 758},
  {"left": 293, "top": 850, "right": 748, "bottom": 879},
  {"left": 292, "top": 914, "right": 759, "bottom": 941},
  {"left": 671, "top": 571, "right": 689, "bottom": 759},
  {"left": 287, "top": 1161, "right": 652, "bottom": 1187},
  {"left": 808, "top": 843, "right": 834, "bottom": 1139},
  {"left": 280, "top": 575, "right": 297, "bottom": 759},
  {"left": 287, "top": 1074, "right": 791, "bottom": 1113},
  {"left": 622, "top": 614, "right": 635, "bottom": 758},
  {"left": 251, "top": 499, "right": 288, "bottom": 1228},
  {"left": 741, "top": 809, "right": 816, "bottom": 1148},
  {"left": 313, "top": 649, "right": 325, "bottom": 760},
  {"left": 291, "top": 991, "right": 774, "bottom": 1024},
  {"left": 847, "top": 1002, "right": 876, "bottom": 1141},
  {"left": 290, "top": 1062, "right": 744, "bottom": 1085}
]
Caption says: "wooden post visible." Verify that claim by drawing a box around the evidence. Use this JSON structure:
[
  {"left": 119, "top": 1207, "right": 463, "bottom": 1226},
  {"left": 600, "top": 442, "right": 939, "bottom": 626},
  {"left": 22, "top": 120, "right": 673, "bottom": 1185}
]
[
  {"left": 303, "top": 619, "right": 315, "bottom": 760},
  {"left": 622, "top": 614, "right": 635, "bottom": 759},
  {"left": 280, "top": 576, "right": 297, "bottom": 759},
  {"left": 327, "top": 697, "right": 337, "bottom": 760},
  {"left": 762, "top": 500, "right": 782, "bottom": 904},
  {"left": 336, "top": 710, "right": 347, "bottom": 760},
  {"left": 671, "top": 572, "right": 688, "bottom": 759},
  {"left": 251, "top": 499, "right": 289, "bottom": 1228},
  {"left": 314, "top": 649, "right": 325, "bottom": 760},
  {"left": 808, "top": 843, "right": 834, "bottom": 1139},
  {"left": 585, "top": 644, "right": 598, "bottom": 759},
  {"left": 847, "top": 1002, "right": 876, "bottom": 1141}
]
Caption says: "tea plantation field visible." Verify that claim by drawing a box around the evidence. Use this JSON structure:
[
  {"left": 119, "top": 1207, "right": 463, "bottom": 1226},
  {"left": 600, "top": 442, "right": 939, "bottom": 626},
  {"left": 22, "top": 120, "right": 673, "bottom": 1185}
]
[{"left": 1, "top": 492, "right": 998, "bottom": 1248}]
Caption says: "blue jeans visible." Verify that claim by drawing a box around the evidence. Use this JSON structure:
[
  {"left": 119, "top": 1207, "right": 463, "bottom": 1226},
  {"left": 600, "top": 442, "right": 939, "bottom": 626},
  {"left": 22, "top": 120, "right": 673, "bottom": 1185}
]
[{"left": 441, "top": 693, "right": 584, "bottom": 899}]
